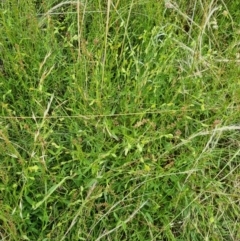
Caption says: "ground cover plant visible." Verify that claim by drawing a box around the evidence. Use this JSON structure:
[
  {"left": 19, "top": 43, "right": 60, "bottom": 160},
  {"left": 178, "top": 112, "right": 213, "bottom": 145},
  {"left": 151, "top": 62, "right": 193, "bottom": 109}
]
[{"left": 0, "top": 0, "right": 240, "bottom": 240}]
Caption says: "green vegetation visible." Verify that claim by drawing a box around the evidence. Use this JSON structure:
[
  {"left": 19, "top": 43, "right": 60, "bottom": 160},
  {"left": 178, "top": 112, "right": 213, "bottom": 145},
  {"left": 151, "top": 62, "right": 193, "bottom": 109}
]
[{"left": 0, "top": 0, "right": 239, "bottom": 240}]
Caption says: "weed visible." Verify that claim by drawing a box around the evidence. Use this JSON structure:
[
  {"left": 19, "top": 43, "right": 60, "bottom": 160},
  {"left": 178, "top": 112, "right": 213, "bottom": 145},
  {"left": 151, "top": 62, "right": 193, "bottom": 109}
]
[{"left": 0, "top": 0, "right": 239, "bottom": 240}]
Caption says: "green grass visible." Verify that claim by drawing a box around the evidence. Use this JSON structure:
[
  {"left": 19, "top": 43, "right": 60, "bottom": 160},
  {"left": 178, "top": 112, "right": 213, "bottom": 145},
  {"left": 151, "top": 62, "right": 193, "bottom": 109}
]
[{"left": 0, "top": 0, "right": 240, "bottom": 240}]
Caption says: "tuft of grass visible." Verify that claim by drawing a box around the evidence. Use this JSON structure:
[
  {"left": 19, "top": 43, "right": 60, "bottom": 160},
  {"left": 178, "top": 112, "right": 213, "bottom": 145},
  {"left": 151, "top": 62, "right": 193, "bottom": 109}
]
[{"left": 0, "top": 0, "right": 239, "bottom": 240}]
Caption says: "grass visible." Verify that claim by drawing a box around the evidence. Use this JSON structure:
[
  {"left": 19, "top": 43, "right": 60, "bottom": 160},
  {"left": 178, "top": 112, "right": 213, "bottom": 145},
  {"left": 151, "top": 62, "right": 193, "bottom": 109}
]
[{"left": 0, "top": 0, "right": 239, "bottom": 240}]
